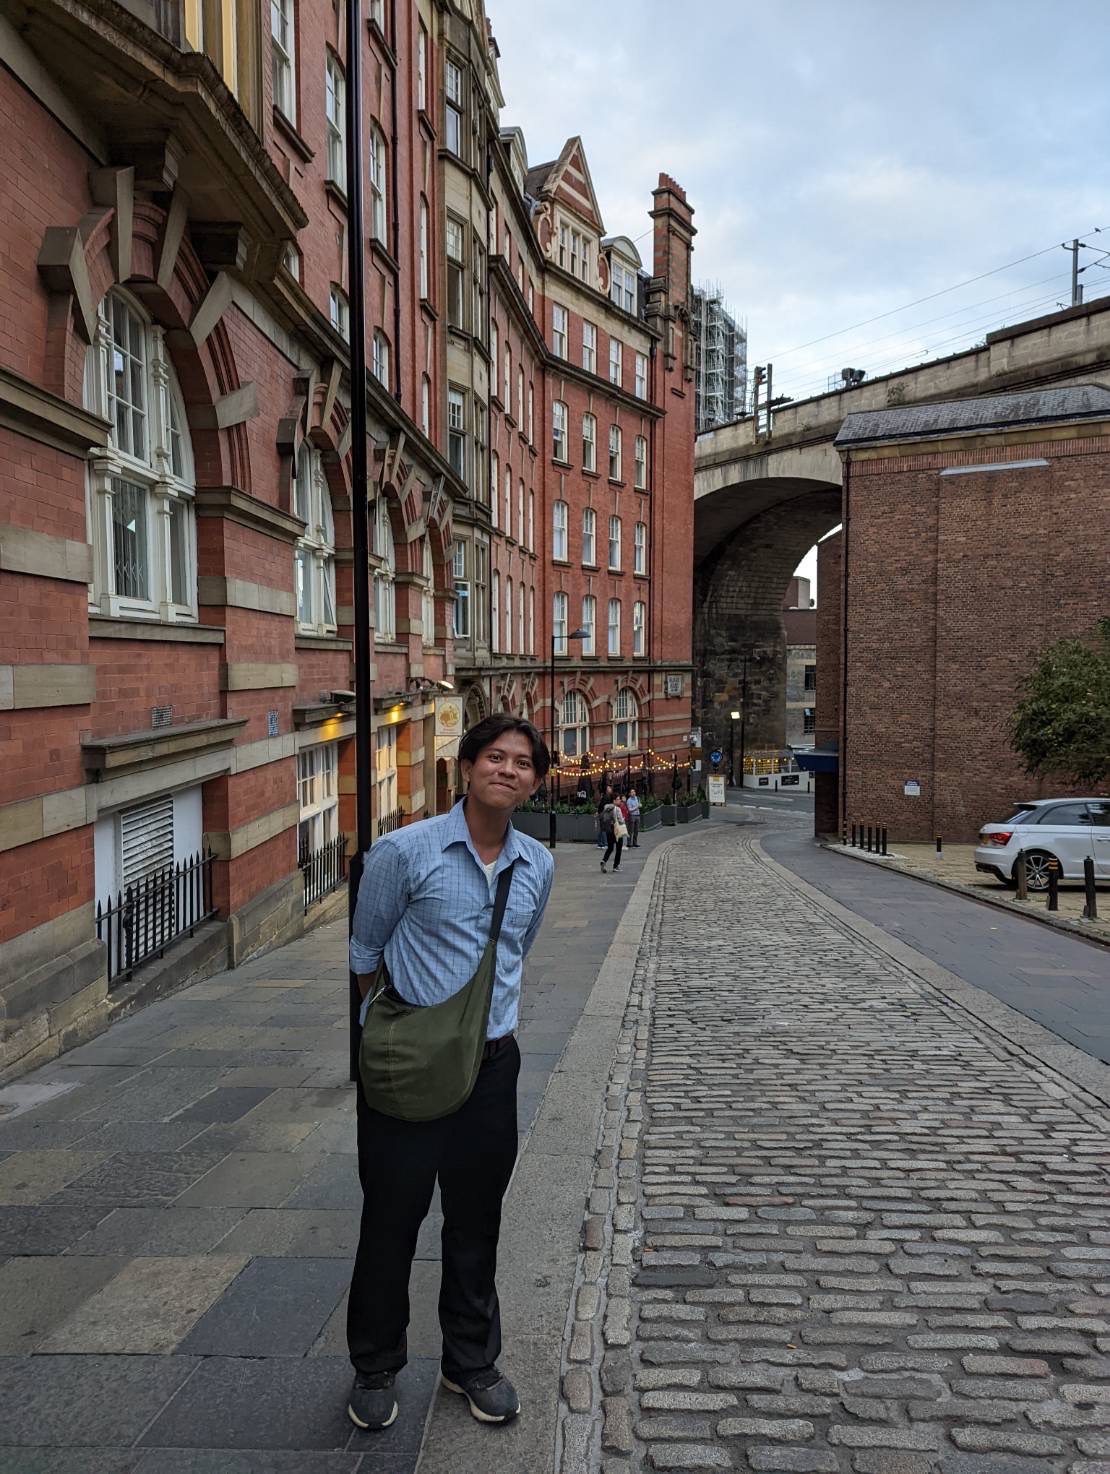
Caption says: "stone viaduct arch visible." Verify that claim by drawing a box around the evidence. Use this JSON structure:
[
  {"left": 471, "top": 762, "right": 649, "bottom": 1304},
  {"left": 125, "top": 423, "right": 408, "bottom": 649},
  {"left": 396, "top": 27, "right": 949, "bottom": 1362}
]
[{"left": 692, "top": 295, "right": 1110, "bottom": 765}]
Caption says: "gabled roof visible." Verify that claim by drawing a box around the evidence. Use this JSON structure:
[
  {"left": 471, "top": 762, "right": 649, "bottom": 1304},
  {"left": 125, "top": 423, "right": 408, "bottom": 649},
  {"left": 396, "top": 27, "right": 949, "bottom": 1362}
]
[
  {"left": 835, "top": 384, "right": 1110, "bottom": 446},
  {"left": 525, "top": 136, "right": 605, "bottom": 234}
]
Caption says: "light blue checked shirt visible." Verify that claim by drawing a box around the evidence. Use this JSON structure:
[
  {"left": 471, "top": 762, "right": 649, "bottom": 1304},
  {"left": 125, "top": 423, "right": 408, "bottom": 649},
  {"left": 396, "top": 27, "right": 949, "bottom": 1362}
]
[{"left": 351, "top": 799, "right": 555, "bottom": 1039}]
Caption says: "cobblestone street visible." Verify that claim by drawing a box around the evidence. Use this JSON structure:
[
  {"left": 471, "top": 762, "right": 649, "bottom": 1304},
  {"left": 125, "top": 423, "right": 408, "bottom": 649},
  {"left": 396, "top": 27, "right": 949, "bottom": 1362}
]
[{"left": 562, "top": 824, "right": 1110, "bottom": 1474}]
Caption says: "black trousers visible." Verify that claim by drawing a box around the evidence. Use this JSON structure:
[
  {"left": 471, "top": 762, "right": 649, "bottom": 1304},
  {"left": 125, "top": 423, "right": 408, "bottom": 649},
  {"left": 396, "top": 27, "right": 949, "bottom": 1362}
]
[
  {"left": 347, "top": 1038, "right": 520, "bottom": 1380},
  {"left": 602, "top": 833, "right": 623, "bottom": 868}
]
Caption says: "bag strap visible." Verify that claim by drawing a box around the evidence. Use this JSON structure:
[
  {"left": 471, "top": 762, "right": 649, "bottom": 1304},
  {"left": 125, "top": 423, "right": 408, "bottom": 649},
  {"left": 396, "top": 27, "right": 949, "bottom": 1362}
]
[{"left": 488, "top": 860, "right": 516, "bottom": 947}]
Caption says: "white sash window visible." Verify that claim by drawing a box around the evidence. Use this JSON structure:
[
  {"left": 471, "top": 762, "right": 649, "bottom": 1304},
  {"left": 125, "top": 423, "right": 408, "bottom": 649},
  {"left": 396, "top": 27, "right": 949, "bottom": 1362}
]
[{"left": 83, "top": 291, "right": 197, "bottom": 622}]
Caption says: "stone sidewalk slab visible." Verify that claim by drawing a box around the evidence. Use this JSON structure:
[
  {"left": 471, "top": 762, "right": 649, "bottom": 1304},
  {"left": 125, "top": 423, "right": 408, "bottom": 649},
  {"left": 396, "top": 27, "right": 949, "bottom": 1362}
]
[{"left": 0, "top": 822, "right": 676, "bottom": 1471}]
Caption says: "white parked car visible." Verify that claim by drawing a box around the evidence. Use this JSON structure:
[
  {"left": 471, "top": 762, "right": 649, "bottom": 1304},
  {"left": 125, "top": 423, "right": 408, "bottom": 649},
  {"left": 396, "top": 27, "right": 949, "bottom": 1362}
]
[{"left": 975, "top": 798, "right": 1110, "bottom": 890}]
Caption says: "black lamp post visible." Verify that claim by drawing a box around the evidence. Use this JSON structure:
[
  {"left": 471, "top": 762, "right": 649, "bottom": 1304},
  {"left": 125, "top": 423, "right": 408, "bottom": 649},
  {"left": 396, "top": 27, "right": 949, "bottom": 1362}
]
[
  {"left": 344, "top": 0, "right": 373, "bottom": 1082},
  {"left": 728, "top": 709, "right": 741, "bottom": 787},
  {"left": 549, "top": 624, "right": 589, "bottom": 848}
]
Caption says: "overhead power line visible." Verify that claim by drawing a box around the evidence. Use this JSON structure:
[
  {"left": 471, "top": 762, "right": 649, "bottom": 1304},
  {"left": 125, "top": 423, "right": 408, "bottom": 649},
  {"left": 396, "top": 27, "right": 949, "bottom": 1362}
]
[{"left": 766, "top": 226, "right": 1108, "bottom": 361}]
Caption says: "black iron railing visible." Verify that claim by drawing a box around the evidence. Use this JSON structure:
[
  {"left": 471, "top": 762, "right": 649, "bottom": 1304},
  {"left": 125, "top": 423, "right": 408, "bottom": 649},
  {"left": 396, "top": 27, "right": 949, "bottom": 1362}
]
[
  {"left": 96, "top": 849, "right": 216, "bottom": 985},
  {"left": 377, "top": 808, "right": 403, "bottom": 838},
  {"left": 300, "top": 833, "right": 348, "bottom": 912}
]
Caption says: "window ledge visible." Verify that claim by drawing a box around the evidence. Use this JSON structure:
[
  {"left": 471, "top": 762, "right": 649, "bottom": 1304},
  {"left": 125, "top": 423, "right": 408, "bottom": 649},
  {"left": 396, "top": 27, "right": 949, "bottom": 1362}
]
[
  {"left": 367, "top": 15, "right": 397, "bottom": 64},
  {"left": 419, "top": 298, "right": 439, "bottom": 325},
  {"left": 273, "top": 106, "right": 314, "bottom": 163},
  {"left": 633, "top": 571, "right": 649, "bottom": 581},
  {"left": 370, "top": 237, "right": 400, "bottom": 275},
  {"left": 374, "top": 640, "right": 407, "bottom": 653},
  {"left": 83, "top": 716, "right": 247, "bottom": 776},
  {"left": 324, "top": 179, "right": 348, "bottom": 212},
  {"left": 551, "top": 457, "right": 572, "bottom": 470},
  {"left": 551, "top": 557, "right": 570, "bottom": 568},
  {"left": 89, "top": 616, "right": 224, "bottom": 645},
  {"left": 609, "top": 479, "right": 627, "bottom": 489},
  {"left": 295, "top": 634, "right": 352, "bottom": 652},
  {"left": 582, "top": 562, "right": 599, "bottom": 572},
  {"left": 582, "top": 468, "right": 600, "bottom": 480}
]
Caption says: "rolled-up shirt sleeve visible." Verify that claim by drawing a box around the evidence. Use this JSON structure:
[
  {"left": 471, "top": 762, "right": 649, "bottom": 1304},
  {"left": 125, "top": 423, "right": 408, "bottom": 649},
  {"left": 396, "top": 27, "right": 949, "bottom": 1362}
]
[
  {"left": 349, "top": 838, "right": 408, "bottom": 976},
  {"left": 519, "top": 856, "right": 555, "bottom": 961}
]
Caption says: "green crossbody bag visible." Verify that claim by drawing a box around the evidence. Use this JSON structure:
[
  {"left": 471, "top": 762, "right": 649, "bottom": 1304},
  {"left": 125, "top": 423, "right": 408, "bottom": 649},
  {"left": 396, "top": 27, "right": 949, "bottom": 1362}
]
[{"left": 358, "top": 861, "right": 516, "bottom": 1122}]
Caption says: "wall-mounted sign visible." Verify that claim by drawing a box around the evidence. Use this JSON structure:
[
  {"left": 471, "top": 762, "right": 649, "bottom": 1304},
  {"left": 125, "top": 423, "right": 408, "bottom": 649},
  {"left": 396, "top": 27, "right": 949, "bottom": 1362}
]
[
  {"left": 436, "top": 696, "right": 463, "bottom": 740},
  {"left": 904, "top": 779, "right": 921, "bottom": 798},
  {"left": 665, "top": 673, "right": 684, "bottom": 697}
]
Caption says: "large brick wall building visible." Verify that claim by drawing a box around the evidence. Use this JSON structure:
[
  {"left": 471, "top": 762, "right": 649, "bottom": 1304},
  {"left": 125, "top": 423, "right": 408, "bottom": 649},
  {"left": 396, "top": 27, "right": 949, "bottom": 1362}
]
[
  {"left": 814, "top": 385, "right": 1110, "bottom": 841},
  {"left": 0, "top": 0, "right": 696, "bottom": 1077}
]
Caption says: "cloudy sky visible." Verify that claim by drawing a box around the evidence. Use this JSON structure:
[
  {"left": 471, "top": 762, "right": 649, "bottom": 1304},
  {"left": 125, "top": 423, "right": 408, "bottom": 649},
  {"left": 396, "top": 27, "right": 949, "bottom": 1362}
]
[{"left": 489, "top": 0, "right": 1110, "bottom": 590}]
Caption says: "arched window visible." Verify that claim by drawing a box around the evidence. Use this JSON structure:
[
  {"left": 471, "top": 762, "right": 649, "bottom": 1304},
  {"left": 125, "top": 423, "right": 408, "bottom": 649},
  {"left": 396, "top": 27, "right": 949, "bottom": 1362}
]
[
  {"left": 503, "top": 576, "right": 513, "bottom": 654},
  {"left": 560, "top": 690, "right": 590, "bottom": 758},
  {"left": 83, "top": 289, "right": 197, "bottom": 621},
  {"left": 373, "top": 497, "right": 396, "bottom": 641},
  {"left": 294, "top": 446, "right": 337, "bottom": 634},
  {"left": 491, "top": 570, "right": 500, "bottom": 654},
  {"left": 613, "top": 688, "right": 639, "bottom": 750},
  {"left": 422, "top": 537, "right": 436, "bottom": 646}
]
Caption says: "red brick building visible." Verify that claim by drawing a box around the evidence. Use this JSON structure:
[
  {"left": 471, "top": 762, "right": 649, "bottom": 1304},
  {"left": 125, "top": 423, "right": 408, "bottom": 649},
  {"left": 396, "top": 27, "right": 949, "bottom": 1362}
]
[
  {"left": 814, "top": 385, "right": 1110, "bottom": 841},
  {"left": 0, "top": 0, "right": 695, "bottom": 1076}
]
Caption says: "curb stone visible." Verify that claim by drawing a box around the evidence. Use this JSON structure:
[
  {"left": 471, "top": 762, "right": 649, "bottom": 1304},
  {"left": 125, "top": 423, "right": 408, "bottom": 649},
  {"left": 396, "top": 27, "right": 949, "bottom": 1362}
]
[{"left": 555, "top": 850, "right": 669, "bottom": 1474}]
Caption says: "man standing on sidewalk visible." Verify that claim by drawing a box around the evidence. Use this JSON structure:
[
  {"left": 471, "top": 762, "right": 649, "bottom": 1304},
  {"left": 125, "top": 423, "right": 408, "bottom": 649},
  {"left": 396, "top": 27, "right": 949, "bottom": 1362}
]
[
  {"left": 345, "top": 714, "right": 554, "bottom": 1432},
  {"left": 625, "top": 787, "right": 641, "bottom": 848}
]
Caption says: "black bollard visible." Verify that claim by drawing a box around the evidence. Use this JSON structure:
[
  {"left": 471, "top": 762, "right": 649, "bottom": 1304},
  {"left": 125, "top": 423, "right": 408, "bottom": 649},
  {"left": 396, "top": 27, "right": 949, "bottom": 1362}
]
[
  {"left": 866, "top": 825, "right": 873, "bottom": 853},
  {"left": 1083, "top": 857, "right": 1098, "bottom": 921},
  {"left": 881, "top": 827, "right": 888, "bottom": 857},
  {"left": 1015, "top": 851, "right": 1028, "bottom": 901},
  {"left": 936, "top": 836, "right": 943, "bottom": 858},
  {"left": 851, "top": 823, "right": 857, "bottom": 849},
  {"left": 1046, "top": 859, "right": 1059, "bottom": 913}
]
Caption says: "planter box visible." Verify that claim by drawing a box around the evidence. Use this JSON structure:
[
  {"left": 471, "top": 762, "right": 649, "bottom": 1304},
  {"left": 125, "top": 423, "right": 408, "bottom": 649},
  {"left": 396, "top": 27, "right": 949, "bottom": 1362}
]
[
  {"left": 676, "top": 805, "right": 689, "bottom": 824},
  {"left": 640, "top": 808, "right": 663, "bottom": 832},
  {"left": 661, "top": 804, "right": 677, "bottom": 826},
  {"left": 560, "top": 812, "right": 599, "bottom": 844},
  {"left": 512, "top": 809, "right": 550, "bottom": 842},
  {"left": 514, "top": 809, "right": 600, "bottom": 843}
]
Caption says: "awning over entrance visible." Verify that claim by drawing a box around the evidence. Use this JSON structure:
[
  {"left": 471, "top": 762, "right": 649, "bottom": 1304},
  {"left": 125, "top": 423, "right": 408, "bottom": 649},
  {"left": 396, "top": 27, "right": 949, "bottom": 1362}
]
[{"left": 794, "top": 745, "right": 839, "bottom": 774}]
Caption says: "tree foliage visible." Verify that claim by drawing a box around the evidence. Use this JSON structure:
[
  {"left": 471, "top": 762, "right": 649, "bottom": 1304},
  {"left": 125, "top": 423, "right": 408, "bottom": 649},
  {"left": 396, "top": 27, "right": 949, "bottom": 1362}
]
[{"left": 1009, "top": 618, "right": 1110, "bottom": 787}]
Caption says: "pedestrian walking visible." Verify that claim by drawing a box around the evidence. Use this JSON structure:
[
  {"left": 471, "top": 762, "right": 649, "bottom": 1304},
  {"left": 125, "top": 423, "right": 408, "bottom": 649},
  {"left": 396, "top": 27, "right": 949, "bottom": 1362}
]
[
  {"left": 346, "top": 713, "right": 555, "bottom": 1433},
  {"left": 600, "top": 794, "right": 625, "bottom": 873},
  {"left": 625, "top": 787, "right": 641, "bottom": 847}
]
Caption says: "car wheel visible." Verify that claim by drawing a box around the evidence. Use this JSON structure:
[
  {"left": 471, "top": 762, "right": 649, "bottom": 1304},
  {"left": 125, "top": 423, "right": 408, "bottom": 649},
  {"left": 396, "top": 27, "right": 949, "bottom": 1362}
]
[{"left": 1020, "top": 850, "right": 1057, "bottom": 892}]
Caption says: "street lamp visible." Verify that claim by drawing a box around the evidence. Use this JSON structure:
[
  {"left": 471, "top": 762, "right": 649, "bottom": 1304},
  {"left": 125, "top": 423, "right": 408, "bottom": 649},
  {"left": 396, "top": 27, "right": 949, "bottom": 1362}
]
[
  {"left": 729, "top": 710, "right": 741, "bottom": 787},
  {"left": 549, "top": 624, "right": 590, "bottom": 848}
]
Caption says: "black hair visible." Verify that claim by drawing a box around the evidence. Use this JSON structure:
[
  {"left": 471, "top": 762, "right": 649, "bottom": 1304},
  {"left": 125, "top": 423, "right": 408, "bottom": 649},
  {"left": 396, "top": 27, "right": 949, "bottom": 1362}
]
[{"left": 459, "top": 713, "right": 551, "bottom": 779}]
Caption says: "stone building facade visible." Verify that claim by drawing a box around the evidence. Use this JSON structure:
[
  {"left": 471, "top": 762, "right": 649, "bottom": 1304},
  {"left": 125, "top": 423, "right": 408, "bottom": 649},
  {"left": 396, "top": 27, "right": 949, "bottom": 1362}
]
[
  {"left": 819, "top": 385, "right": 1110, "bottom": 841},
  {"left": 0, "top": 0, "right": 695, "bottom": 1075}
]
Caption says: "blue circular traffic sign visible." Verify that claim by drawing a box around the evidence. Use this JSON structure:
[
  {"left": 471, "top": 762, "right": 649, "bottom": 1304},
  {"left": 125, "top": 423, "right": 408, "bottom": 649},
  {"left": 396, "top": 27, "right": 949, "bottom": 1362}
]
[{"left": 710, "top": 750, "right": 723, "bottom": 765}]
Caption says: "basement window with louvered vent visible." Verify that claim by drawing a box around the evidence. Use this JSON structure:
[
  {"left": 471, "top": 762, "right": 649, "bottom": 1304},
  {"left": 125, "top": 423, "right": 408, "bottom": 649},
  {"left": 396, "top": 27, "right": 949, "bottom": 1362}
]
[{"left": 119, "top": 795, "right": 175, "bottom": 889}]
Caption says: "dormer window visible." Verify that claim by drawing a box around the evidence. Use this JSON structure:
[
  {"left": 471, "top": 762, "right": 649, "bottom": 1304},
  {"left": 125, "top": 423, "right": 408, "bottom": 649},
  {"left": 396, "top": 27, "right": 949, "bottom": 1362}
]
[
  {"left": 611, "top": 260, "right": 637, "bottom": 315},
  {"left": 558, "top": 221, "right": 593, "bottom": 285}
]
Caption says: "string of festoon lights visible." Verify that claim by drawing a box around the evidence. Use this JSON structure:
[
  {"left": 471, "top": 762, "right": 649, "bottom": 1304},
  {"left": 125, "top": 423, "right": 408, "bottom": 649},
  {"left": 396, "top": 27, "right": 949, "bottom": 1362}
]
[{"left": 549, "top": 747, "right": 694, "bottom": 780}]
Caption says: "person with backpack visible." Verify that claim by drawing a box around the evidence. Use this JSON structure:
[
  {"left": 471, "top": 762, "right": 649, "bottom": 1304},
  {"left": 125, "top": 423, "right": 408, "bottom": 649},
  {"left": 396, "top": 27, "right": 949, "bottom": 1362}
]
[
  {"left": 346, "top": 714, "right": 554, "bottom": 1433},
  {"left": 599, "top": 793, "right": 625, "bottom": 873}
]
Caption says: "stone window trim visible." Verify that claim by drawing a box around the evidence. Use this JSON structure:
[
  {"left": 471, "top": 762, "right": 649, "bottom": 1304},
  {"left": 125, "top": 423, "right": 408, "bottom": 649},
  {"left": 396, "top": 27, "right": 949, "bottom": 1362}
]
[{"left": 83, "top": 290, "right": 199, "bottom": 626}]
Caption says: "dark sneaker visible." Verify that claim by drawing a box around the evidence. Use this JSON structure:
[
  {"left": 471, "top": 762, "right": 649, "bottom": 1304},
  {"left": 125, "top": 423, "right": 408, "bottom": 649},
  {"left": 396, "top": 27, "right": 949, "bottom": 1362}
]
[
  {"left": 348, "top": 1371, "right": 398, "bottom": 1430},
  {"left": 441, "top": 1367, "right": 520, "bottom": 1424},
  {"left": 600, "top": 860, "right": 607, "bottom": 872}
]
